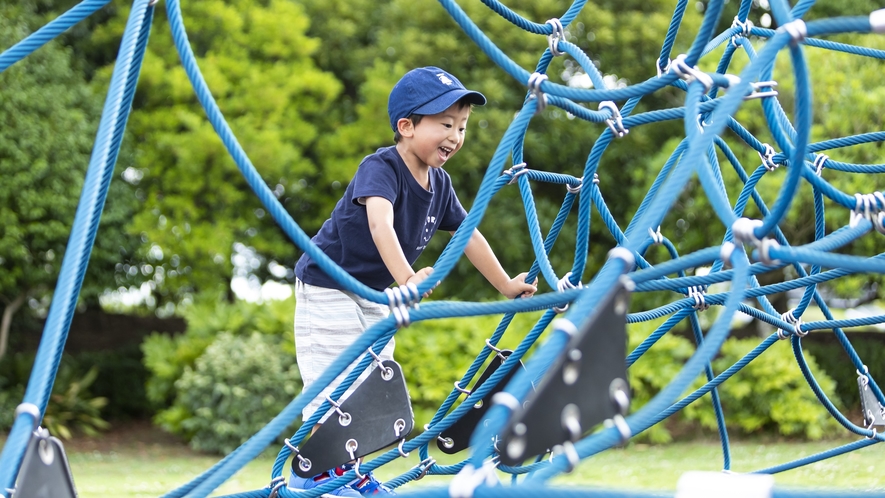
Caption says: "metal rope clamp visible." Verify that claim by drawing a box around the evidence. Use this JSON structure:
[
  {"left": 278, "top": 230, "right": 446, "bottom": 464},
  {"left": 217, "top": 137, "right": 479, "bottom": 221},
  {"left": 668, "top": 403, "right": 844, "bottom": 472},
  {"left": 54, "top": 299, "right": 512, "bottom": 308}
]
[
  {"left": 506, "top": 162, "right": 529, "bottom": 185},
  {"left": 527, "top": 73, "right": 548, "bottom": 114},
  {"left": 668, "top": 54, "right": 713, "bottom": 93},
  {"left": 813, "top": 153, "right": 828, "bottom": 176},
  {"left": 730, "top": 16, "right": 754, "bottom": 48},
  {"left": 776, "top": 309, "right": 805, "bottom": 340},
  {"left": 758, "top": 143, "right": 778, "bottom": 171},
  {"left": 686, "top": 285, "right": 709, "bottom": 312},
  {"left": 546, "top": 18, "right": 565, "bottom": 57},
  {"left": 598, "top": 101, "right": 628, "bottom": 137},
  {"left": 553, "top": 271, "right": 582, "bottom": 313}
]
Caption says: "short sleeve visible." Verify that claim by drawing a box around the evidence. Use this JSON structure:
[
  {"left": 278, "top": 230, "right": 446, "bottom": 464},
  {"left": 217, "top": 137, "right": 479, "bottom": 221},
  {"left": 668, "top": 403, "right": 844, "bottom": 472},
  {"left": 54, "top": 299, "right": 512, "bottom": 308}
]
[{"left": 351, "top": 155, "right": 398, "bottom": 206}]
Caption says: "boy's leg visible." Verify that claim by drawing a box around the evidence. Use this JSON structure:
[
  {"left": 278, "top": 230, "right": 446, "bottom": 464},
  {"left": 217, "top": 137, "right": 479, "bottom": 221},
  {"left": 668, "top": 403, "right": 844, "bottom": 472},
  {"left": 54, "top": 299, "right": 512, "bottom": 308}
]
[
  {"left": 295, "top": 280, "right": 394, "bottom": 422},
  {"left": 293, "top": 280, "right": 397, "bottom": 495}
]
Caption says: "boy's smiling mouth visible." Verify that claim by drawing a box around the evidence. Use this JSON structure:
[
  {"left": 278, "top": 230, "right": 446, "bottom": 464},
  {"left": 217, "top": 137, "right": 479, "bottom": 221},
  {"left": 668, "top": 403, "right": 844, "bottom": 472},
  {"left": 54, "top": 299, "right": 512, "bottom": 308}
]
[{"left": 438, "top": 146, "right": 453, "bottom": 161}]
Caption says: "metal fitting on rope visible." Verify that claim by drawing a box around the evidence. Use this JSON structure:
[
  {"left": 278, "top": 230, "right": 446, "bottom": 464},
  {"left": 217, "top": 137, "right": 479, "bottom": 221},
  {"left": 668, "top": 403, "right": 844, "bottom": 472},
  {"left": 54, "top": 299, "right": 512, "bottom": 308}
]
[
  {"left": 148, "top": 0, "right": 160, "bottom": 6},
  {"left": 566, "top": 177, "right": 583, "bottom": 194},
  {"left": 592, "top": 172, "right": 600, "bottom": 185},
  {"left": 758, "top": 143, "right": 778, "bottom": 171},
  {"left": 872, "top": 9, "right": 885, "bottom": 33},
  {"left": 732, "top": 217, "right": 779, "bottom": 265},
  {"left": 730, "top": 16, "right": 754, "bottom": 47},
  {"left": 285, "top": 439, "right": 313, "bottom": 473},
  {"left": 553, "top": 272, "right": 583, "bottom": 313},
  {"left": 813, "top": 153, "right": 828, "bottom": 176},
  {"left": 546, "top": 18, "right": 565, "bottom": 56},
  {"left": 687, "top": 285, "right": 709, "bottom": 311},
  {"left": 656, "top": 58, "right": 671, "bottom": 78},
  {"left": 722, "top": 74, "right": 778, "bottom": 100},
  {"left": 552, "top": 317, "right": 579, "bottom": 338},
  {"left": 15, "top": 403, "right": 41, "bottom": 430},
  {"left": 413, "top": 457, "right": 436, "bottom": 480},
  {"left": 506, "top": 162, "right": 528, "bottom": 185},
  {"left": 746, "top": 80, "right": 778, "bottom": 100},
  {"left": 777, "top": 309, "right": 805, "bottom": 340},
  {"left": 367, "top": 347, "right": 395, "bottom": 380},
  {"left": 385, "top": 286, "right": 417, "bottom": 328},
  {"left": 484, "top": 338, "right": 507, "bottom": 361},
  {"left": 603, "top": 414, "right": 632, "bottom": 446},
  {"left": 453, "top": 380, "right": 472, "bottom": 395},
  {"left": 757, "top": 238, "right": 781, "bottom": 266},
  {"left": 491, "top": 392, "right": 522, "bottom": 412},
  {"left": 875, "top": 192, "right": 885, "bottom": 235},
  {"left": 450, "top": 460, "right": 500, "bottom": 498},
  {"left": 424, "top": 423, "right": 454, "bottom": 450},
  {"left": 559, "top": 441, "right": 581, "bottom": 473},
  {"left": 850, "top": 192, "right": 885, "bottom": 231},
  {"left": 720, "top": 241, "right": 736, "bottom": 268},
  {"left": 607, "top": 246, "right": 636, "bottom": 272},
  {"left": 731, "top": 218, "right": 763, "bottom": 245},
  {"left": 527, "top": 73, "right": 548, "bottom": 114},
  {"left": 325, "top": 395, "right": 353, "bottom": 426},
  {"left": 598, "top": 101, "right": 628, "bottom": 137},
  {"left": 267, "top": 476, "right": 286, "bottom": 498},
  {"left": 668, "top": 54, "right": 714, "bottom": 92},
  {"left": 779, "top": 19, "right": 807, "bottom": 45},
  {"left": 648, "top": 226, "right": 663, "bottom": 245}
]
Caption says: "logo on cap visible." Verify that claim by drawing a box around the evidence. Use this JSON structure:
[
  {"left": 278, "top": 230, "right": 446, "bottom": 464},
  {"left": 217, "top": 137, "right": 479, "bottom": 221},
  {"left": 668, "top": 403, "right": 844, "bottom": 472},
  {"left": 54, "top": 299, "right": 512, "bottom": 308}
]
[{"left": 436, "top": 73, "right": 454, "bottom": 86}]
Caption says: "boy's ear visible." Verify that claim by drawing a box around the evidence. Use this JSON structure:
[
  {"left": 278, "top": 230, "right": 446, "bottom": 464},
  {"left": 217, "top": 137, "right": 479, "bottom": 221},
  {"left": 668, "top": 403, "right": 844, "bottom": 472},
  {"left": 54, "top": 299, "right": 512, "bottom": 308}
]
[{"left": 396, "top": 117, "right": 415, "bottom": 138}]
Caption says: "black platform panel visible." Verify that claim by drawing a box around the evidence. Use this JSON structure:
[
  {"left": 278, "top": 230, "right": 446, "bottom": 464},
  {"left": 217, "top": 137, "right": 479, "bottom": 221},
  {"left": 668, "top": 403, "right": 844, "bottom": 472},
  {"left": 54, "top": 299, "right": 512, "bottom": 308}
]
[
  {"left": 498, "top": 279, "right": 631, "bottom": 466},
  {"left": 16, "top": 429, "right": 77, "bottom": 498},
  {"left": 437, "top": 350, "right": 528, "bottom": 454},
  {"left": 295, "top": 360, "right": 414, "bottom": 477},
  {"left": 858, "top": 375, "right": 885, "bottom": 428}
]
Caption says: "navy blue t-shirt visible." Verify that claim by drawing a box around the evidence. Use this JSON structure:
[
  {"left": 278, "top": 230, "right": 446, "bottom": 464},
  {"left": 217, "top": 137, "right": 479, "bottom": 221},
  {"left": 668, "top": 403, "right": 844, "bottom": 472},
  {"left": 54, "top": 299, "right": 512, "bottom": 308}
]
[{"left": 295, "top": 146, "right": 468, "bottom": 291}]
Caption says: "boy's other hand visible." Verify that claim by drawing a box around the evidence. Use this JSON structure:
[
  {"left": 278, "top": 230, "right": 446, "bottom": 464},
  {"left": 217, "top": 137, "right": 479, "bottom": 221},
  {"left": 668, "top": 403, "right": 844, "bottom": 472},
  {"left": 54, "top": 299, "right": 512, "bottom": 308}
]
[
  {"left": 502, "top": 272, "right": 538, "bottom": 299},
  {"left": 405, "top": 267, "right": 436, "bottom": 297}
]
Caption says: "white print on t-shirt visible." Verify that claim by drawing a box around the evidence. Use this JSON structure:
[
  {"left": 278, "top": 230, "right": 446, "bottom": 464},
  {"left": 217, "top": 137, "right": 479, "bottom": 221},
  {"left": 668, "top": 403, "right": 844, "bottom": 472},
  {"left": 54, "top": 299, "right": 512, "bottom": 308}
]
[{"left": 417, "top": 215, "right": 437, "bottom": 250}]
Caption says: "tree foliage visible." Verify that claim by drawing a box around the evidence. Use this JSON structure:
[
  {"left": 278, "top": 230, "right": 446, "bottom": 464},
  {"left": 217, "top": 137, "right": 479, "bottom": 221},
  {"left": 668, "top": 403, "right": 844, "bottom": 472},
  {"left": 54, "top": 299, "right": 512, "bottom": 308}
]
[{"left": 0, "top": 1, "right": 139, "bottom": 357}]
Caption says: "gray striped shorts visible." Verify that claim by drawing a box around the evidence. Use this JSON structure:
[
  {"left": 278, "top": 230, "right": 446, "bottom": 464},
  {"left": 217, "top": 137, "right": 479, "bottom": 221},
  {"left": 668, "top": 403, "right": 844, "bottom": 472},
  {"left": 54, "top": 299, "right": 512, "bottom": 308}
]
[{"left": 294, "top": 279, "right": 395, "bottom": 422}]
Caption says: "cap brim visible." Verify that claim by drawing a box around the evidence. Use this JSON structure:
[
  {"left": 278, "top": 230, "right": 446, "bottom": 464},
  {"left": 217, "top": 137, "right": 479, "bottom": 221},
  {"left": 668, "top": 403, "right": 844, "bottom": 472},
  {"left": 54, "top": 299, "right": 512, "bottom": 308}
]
[{"left": 412, "top": 89, "right": 487, "bottom": 116}]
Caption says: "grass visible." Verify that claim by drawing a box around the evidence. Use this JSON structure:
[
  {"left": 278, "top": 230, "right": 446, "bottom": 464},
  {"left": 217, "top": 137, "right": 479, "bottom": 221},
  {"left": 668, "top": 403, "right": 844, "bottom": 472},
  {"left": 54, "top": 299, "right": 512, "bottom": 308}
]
[{"left": 56, "top": 435, "right": 885, "bottom": 496}]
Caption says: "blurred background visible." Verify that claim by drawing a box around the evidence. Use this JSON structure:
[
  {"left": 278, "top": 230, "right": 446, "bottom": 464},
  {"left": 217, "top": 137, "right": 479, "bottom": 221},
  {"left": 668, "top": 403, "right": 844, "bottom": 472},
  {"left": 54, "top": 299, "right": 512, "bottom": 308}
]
[{"left": 2, "top": 0, "right": 885, "bottom": 456}]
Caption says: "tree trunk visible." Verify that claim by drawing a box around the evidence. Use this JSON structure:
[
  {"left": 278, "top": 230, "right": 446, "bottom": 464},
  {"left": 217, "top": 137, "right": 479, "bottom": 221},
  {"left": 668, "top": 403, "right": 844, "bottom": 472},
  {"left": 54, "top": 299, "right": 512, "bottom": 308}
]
[{"left": 0, "top": 291, "right": 28, "bottom": 361}]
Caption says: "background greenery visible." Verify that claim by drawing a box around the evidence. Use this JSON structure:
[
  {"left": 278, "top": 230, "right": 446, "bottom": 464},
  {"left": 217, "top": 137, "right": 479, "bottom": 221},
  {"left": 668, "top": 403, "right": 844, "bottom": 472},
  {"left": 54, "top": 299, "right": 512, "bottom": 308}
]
[{"left": 2, "top": 0, "right": 885, "bottom": 461}]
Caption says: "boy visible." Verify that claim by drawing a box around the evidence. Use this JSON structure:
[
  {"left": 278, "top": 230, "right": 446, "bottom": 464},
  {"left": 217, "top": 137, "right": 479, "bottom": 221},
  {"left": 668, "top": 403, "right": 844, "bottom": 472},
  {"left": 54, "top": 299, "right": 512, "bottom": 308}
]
[{"left": 289, "top": 67, "right": 537, "bottom": 496}]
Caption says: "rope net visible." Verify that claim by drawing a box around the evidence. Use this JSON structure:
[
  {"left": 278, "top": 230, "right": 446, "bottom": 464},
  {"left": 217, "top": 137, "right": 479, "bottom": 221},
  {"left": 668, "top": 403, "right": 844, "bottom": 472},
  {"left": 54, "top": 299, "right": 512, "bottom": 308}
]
[{"left": 2, "top": 0, "right": 885, "bottom": 497}]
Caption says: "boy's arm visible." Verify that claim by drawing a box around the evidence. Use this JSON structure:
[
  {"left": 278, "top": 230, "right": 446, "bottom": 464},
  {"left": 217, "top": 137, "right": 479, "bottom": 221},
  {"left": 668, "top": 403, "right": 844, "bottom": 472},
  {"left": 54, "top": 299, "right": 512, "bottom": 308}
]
[
  {"left": 456, "top": 228, "right": 537, "bottom": 299},
  {"left": 365, "top": 196, "right": 433, "bottom": 287}
]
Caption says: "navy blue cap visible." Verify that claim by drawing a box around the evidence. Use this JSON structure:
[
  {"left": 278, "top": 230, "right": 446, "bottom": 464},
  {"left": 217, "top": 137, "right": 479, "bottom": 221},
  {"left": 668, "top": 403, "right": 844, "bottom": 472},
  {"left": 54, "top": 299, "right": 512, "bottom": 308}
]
[{"left": 388, "top": 67, "right": 487, "bottom": 131}]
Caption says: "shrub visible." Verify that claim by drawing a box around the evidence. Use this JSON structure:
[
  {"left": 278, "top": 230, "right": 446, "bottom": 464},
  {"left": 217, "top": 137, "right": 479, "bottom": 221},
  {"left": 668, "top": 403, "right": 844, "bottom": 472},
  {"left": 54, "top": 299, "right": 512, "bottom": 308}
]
[
  {"left": 683, "top": 338, "right": 841, "bottom": 440},
  {"left": 163, "top": 331, "right": 301, "bottom": 454},
  {"left": 143, "top": 296, "right": 299, "bottom": 452},
  {"left": 0, "top": 352, "right": 110, "bottom": 438},
  {"left": 627, "top": 318, "right": 842, "bottom": 441}
]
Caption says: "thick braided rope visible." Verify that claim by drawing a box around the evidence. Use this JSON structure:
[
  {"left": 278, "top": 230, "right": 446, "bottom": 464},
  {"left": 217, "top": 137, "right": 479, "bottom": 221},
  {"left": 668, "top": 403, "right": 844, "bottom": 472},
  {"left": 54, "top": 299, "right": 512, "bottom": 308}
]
[{"left": 5, "top": 0, "right": 885, "bottom": 496}]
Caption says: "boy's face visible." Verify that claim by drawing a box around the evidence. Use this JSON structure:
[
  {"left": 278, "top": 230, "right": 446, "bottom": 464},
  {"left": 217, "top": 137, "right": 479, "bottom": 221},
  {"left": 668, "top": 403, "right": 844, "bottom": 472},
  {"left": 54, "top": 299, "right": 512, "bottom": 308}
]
[{"left": 408, "top": 103, "right": 471, "bottom": 169}]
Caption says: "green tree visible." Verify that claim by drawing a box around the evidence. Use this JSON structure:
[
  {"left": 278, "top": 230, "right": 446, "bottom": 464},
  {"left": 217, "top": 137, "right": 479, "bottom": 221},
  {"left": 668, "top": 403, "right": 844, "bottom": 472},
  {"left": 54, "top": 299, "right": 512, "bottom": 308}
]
[
  {"left": 87, "top": 0, "right": 342, "bottom": 307},
  {"left": 0, "top": 1, "right": 139, "bottom": 359}
]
